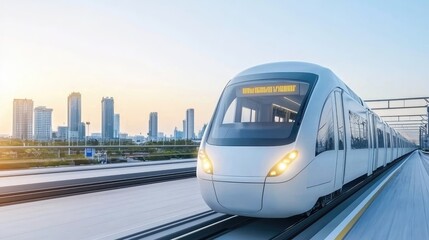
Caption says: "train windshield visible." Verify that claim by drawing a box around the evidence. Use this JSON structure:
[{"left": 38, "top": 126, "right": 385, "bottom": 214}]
[{"left": 207, "top": 80, "right": 311, "bottom": 146}]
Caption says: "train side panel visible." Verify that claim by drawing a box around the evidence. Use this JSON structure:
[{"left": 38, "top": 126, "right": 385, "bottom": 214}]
[{"left": 342, "top": 93, "right": 369, "bottom": 184}]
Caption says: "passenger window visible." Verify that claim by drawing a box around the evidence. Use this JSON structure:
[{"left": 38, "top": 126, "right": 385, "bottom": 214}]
[
  {"left": 349, "top": 111, "right": 368, "bottom": 149},
  {"left": 393, "top": 136, "right": 396, "bottom": 148},
  {"left": 386, "top": 132, "right": 391, "bottom": 148},
  {"left": 334, "top": 91, "right": 345, "bottom": 150},
  {"left": 377, "top": 128, "right": 384, "bottom": 148},
  {"left": 316, "top": 95, "right": 335, "bottom": 155}
]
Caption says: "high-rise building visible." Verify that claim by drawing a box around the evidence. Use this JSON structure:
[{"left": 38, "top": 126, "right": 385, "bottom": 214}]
[
  {"left": 78, "top": 122, "right": 86, "bottom": 139},
  {"left": 114, "top": 114, "right": 120, "bottom": 138},
  {"left": 57, "top": 126, "right": 68, "bottom": 140},
  {"left": 183, "top": 120, "right": 186, "bottom": 140},
  {"left": 13, "top": 99, "right": 34, "bottom": 140},
  {"left": 148, "top": 112, "right": 158, "bottom": 141},
  {"left": 101, "top": 97, "right": 114, "bottom": 140},
  {"left": 186, "top": 108, "right": 195, "bottom": 139},
  {"left": 34, "top": 106, "right": 53, "bottom": 141},
  {"left": 174, "top": 127, "right": 183, "bottom": 140},
  {"left": 67, "top": 92, "right": 81, "bottom": 139}
]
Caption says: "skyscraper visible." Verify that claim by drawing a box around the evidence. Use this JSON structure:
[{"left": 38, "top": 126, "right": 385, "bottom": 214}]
[
  {"left": 114, "top": 114, "right": 120, "bottom": 139},
  {"left": 13, "top": 99, "right": 34, "bottom": 140},
  {"left": 102, "top": 97, "right": 114, "bottom": 140},
  {"left": 183, "top": 120, "right": 186, "bottom": 140},
  {"left": 57, "top": 126, "right": 68, "bottom": 140},
  {"left": 174, "top": 127, "right": 183, "bottom": 140},
  {"left": 67, "top": 92, "right": 81, "bottom": 139},
  {"left": 34, "top": 106, "right": 53, "bottom": 141},
  {"left": 186, "top": 108, "right": 195, "bottom": 140},
  {"left": 78, "top": 122, "right": 86, "bottom": 139},
  {"left": 149, "top": 112, "right": 158, "bottom": 141}
]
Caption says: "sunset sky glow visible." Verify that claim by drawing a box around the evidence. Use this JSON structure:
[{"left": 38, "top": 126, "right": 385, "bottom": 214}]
[{"left": 1, "top": 1, "right": 428, "bottom": 137}]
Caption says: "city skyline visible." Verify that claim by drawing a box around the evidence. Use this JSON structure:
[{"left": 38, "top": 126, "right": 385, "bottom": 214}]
[
  {"left": 1, "top": 1, "right": 428, "bottom": 141},
  {"left": 6, "top": 93, "right": 204, "bottom": 139}
]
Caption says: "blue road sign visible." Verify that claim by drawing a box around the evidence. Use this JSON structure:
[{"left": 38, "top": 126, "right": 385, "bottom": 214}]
[{"left": 85, "top": 148, "right": 94, "bottom": 158}]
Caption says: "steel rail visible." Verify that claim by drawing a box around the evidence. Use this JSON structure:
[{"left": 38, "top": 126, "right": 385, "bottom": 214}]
[
  {"left": 118, "top": 211, "right": 233, "bottom": 240},
  {"left": 169, "top": 215, "right": 252, "bottom": 240}
]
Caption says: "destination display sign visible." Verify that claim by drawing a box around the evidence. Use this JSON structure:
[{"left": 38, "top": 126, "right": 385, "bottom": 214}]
[{"left": 239, "top": 84, "right": 298, "bottom": 96}]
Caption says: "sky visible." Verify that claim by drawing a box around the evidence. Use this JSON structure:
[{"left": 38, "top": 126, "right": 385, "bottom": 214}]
[{"left": 0, "top": 1, "right": 428, "bottom": 138}]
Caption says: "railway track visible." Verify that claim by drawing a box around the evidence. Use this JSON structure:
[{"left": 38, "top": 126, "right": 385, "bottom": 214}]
[
  {"left": 0, "top": 158, "right": 196, "bottom": 177},
  {"left": 0, "top": 167, "right": 196, "bottom": 206}
]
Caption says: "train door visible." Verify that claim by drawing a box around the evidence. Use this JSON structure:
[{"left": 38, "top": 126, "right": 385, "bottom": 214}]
[{"left": 333, "top": 90, "right": 346, "bottom": 190}]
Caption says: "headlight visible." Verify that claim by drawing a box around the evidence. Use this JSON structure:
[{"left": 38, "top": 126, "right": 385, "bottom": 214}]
[
  {"left": 198, "top": 149, "right": 213, "bottom": 174},
  {"left": 267, "top": 150, "right": 298, "bottom": 177}
]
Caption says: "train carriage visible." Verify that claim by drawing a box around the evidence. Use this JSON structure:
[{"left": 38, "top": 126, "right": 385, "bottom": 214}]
[{"left": 197, "top": 62, "right": 415, "bottom": 218}]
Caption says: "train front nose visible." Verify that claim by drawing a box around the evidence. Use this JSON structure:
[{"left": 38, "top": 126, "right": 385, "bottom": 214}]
[
  {"left": 200, "top": 145, "right": 292, "bottom": 215},
  {"left": 212, "top": 176, "right": 265, "bottom": 213}
]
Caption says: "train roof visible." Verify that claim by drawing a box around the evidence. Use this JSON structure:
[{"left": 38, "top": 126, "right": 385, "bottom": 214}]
[
  {"left": 234, "top": 61, "right": 332, "bottom": 78},
  {"left": 231, "top": 61, "right": 369, "bottom": 109}
]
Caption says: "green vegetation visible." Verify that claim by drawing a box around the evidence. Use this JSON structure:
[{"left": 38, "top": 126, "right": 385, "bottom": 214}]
[{"left": 0, "top": 138, "right": 199, "bottom": 170}]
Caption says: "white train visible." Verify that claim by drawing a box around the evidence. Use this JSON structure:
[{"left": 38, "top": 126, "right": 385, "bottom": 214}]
[{"left": 197, "top": 62, "right": 415, "bottom": 218}]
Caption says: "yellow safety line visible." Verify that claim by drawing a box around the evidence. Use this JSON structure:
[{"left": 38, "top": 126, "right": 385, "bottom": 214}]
[{"left": 334, "top": 170, "right": 399, "bottom": 239}]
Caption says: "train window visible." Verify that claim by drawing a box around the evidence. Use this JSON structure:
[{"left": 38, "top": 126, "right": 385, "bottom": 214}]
[
  {"left": 334, "top": 91, "right": 345, "bottom": 150},
  {"left": 386, "top": 132, "right": 391, "bottom": 148},
  {"left": 349, "top": 111, "right": 368, "bottom": 149},
  {"left": 241, "top": 107, "right": 257, "bottom": 122},
  {"left": 223, "top": 99, "right": 237, "bottom": 124},
  {"left": 207, "top": 80, "right": 312, "bottom": 146},
  {"left": 393, "top": 135, "right": 396, "bottom": 148},
  {"left": 377, "top": 128, "right": 384, "bottom": 148},
  {"left": 316, "top": 95, "right": 335, "bottom": 155}
]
